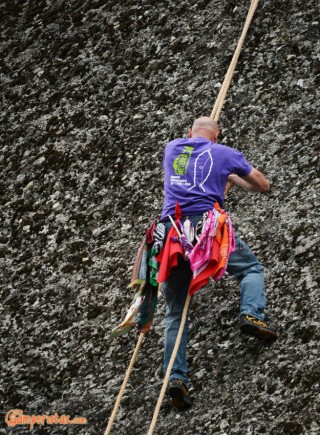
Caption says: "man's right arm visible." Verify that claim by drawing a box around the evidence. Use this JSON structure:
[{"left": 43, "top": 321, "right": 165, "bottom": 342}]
[{"left": 228, "top": 168, "right": 270, "bottom": 193}]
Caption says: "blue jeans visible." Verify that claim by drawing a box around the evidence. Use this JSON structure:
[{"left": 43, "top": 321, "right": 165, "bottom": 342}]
[{"left": 162, "top": 215, "right": 266, "bottom": 385}]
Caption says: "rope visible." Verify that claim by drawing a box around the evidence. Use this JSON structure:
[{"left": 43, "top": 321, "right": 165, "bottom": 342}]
[
  {"left": 147, "top": 294, "right": 191, "bottom": 435},
  {"left": 147, "top": 2, "right": 260, "bottom": 433},
  {"left": 104, "top": 282, "right": 163, "bottom": 434},
  {"left": 104, "top": 332, "right": 145, "bottom": 435},
  {"left": 211, "top": 0, "right": 260, "bottom": 121},
  {"left": 105, "top": 2, "right": 260, "bottom": 433}
]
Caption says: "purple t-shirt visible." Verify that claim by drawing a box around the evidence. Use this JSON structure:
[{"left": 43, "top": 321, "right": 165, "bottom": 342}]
[{"left": 160, "top": 137, "right": 252, "bottom": 220}]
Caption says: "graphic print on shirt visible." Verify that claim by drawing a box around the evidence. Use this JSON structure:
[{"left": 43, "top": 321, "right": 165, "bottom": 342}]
[
  {"left": 188, "top": 149, "right": 213, "bottom": 192},
  {"left": 170, "top": 145, "right": 194, "bottom": 188},
  {"left": 173, "top": 145, "right": 194, "bottom": 174}
]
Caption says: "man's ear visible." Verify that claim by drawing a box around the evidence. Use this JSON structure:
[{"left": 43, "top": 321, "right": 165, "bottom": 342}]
[
  {"left": 213, "top": 130, "right": 220, "bottom": 141},
  {"left": 187, "top": 128, "right": 192, "bottom": 138}
]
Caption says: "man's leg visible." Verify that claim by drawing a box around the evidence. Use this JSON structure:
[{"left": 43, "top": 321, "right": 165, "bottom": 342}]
[
  {"left": 227, "top": 233, "right": 278, "bottom": 340},
  {"left": 162, "top": 254, "right": 193, "bottom": 385},
  {"left": 161, "top": 214, "right": 204, "bottom": 409},
  {"left": 227, "top": 233, "right": 266, "bottom": 319}
]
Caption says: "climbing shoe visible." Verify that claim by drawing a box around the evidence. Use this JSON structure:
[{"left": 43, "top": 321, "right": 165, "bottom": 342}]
[
  {"left": 169, "top": 379, "right": 192, "bottom": 410},
  {"left": 240, "top": 315, "right": 278, "bottom": 341}
]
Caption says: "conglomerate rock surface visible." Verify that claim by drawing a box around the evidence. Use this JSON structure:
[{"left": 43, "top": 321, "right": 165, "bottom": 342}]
[{"left": 1, "top": 0, "right": 319, "bottom": 434}]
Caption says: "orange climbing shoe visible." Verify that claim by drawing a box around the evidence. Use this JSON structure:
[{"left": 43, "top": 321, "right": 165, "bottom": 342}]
[
  {"left": 240, "top": 315, "right": 278, "bottom": 341},
  {"left": 169, "top": 379, "right": 192, "bottom": 410}
]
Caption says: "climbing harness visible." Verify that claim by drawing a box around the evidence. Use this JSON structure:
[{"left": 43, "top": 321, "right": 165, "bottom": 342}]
[{"left": 105, "top": 1, "right": 260, "bottom": 433}]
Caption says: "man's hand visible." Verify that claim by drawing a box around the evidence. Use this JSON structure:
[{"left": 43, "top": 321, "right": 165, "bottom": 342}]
[{"left": 225, "top": 169, "right": 270, "bottom": 193}]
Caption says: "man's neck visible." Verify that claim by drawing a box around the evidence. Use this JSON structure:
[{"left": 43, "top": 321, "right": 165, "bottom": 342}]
[{"left": 191, "top": 135, "right": 214, "bottom": 141}]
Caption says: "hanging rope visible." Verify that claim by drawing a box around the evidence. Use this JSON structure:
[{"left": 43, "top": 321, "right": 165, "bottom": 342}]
[
  {"left": 147, "top": 2, "right": 260, "bottom": 434},
  {"left": 104, "top": 332, "right": 145, "bottom": 435},
  {"left": 105, "top": 280, "right": 163, "bottom": 434},
  {"left": 211, "top": 0, "right": 260, "bottom": 121},
  {"left": 105, "top": 1, "right": 260, "bottom": 433}
]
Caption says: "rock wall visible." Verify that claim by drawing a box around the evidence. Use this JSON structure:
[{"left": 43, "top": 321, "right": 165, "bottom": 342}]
[{"left": 1, "top": 0, "right": 319, "bottom": 434}]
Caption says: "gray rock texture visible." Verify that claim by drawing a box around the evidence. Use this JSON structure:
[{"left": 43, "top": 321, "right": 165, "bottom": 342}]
[{"left": 1, "top": 0, "right": 319, "bottom": 434}]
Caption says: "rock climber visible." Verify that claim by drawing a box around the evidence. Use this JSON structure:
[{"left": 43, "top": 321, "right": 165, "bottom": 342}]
[{"left": 159, "top": 116, "right": 278, "bottom": 410}]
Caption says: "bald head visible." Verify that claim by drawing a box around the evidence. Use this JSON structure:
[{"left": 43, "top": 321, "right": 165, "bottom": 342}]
[{"left": 189, "top": 116, "right": 219, "bottom": 141}]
